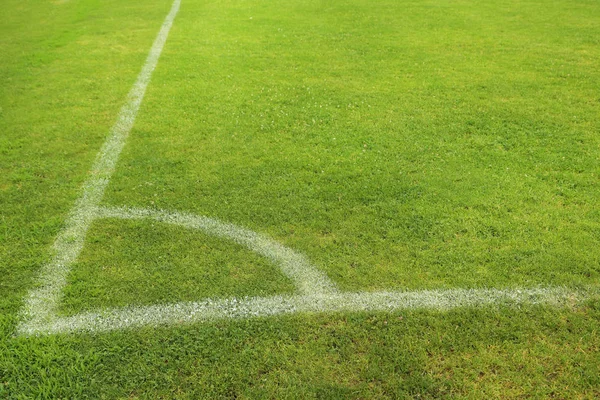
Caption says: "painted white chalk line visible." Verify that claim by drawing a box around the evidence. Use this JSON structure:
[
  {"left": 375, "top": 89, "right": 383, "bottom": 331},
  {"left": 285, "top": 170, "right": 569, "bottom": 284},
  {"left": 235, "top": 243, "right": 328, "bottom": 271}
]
[
  {"left": 17, "top": 0, "right": 597, "bottom": 337},
  {"left": 27, "top": 285, "right": 594, "bottom": 335},
  {"left": 18, "top": 0, "right": 182, "bottom": 336}
]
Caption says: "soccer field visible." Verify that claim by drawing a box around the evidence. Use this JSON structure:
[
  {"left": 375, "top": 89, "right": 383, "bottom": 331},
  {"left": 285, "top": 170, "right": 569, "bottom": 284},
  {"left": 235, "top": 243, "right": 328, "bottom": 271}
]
[{"left": 2, "top": 0, "right": 600, "bottom": 397}]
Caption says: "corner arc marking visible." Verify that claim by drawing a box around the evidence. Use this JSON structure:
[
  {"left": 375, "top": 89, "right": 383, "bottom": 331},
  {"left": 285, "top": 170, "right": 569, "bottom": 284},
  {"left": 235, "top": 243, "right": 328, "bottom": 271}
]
[{"left": 96, "top": 206, "right": 339, "bottom": 296}]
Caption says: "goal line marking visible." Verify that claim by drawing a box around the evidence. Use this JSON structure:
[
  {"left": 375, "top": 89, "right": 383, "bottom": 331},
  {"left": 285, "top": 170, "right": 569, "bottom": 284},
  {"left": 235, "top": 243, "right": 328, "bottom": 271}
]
[{"left": 35, "top": 286, "right": 591, "bottom": 335}]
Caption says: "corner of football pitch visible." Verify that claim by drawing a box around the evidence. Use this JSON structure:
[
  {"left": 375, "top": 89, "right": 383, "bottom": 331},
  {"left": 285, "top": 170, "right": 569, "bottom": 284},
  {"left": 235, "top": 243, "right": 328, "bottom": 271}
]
[{"left": 2, "top": 0, "right": 599, "bottom": 397}]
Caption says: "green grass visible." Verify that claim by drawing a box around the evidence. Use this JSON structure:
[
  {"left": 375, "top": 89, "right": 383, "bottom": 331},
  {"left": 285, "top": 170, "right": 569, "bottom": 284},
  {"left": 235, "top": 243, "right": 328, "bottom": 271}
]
[
  {"left": 4, "top": 306, "right": 600, "bottom": 398},
  {"left": 1, "top": 0, "right": 600, "bottom": 397}
]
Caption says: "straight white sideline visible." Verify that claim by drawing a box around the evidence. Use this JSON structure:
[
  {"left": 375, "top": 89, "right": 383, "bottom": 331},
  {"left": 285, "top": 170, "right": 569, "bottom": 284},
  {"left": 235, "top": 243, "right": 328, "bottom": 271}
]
[
  {"left": 33, "top": 286, "right": 590, "bottom": 335},
  {"left": 17, "top": 0, "right": 596, "bottom": 337}
]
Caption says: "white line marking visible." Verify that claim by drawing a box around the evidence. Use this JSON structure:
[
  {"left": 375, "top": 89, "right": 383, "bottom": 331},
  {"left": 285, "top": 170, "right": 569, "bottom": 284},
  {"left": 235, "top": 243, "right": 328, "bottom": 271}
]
[
  {"left": 25, "top": 287, "right": 593, "bottom": 335},
  {"left": 18, "top": 0, "right": 182, "bottom": 335},
  {"left": 97, "top": 206, "right": 338, "bottom": 295}
]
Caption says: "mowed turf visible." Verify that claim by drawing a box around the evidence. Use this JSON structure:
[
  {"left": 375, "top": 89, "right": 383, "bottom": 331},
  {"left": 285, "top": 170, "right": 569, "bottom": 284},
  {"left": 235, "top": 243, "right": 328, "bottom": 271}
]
[{"left": 1, "top": 0, "right": 600, "bottom": 398}]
